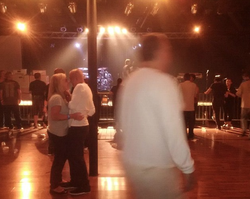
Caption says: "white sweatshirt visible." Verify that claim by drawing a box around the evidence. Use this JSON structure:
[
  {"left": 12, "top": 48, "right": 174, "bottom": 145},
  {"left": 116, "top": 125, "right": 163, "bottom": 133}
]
[
  {"left": 68, "top": 83, "right": 95, "bottom": 127},
  {"left": 117, "top": 68, "right": 194, "bottom": 174}
]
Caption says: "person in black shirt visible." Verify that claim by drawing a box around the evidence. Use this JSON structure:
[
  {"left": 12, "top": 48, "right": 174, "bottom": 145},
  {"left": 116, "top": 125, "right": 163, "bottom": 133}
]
[
  {"left": 223, "top": 78, "right": 236, "bottom": 128},
  {"left": 0, "top": 70, "right": 5, "bottom": 128},
  {"left": 29, "top": 73, "right": 47, "bottom": 128},
  {"left": 111, "top": 78, "right": 122, "bottom": 111},
  {"left": 0, "top": 72, "right": 22, "bottom": 130},
  {"left": 204, "top": 77, "right": 227, "bottom": 130}
]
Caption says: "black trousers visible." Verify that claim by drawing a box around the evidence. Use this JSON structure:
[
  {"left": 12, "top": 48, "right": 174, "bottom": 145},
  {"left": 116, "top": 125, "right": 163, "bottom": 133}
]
[
  {"left": 3, "top": 105, "right": 22, "bottom": 129},
  {"left": 68, "top": 126, "right": 90, "bottom": 189},
  {"left": 184, "top": 111, "right": 195, "bottom": 136},
  {"left": 212, "top": 100, "right": 224, "bottom": 127},
  {"left": 224, "top": 102, "right": 234, "bottom": 122},
  {"left": 48, "top": 131, "right": 68, "bottom": 189}
]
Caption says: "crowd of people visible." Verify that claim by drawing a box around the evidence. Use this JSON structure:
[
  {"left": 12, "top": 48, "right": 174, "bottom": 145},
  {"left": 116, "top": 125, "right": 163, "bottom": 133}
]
[
  {"left": 0, "top": 68, "right": 95, "bottom": 196},
  {"left": 0, "top": 32, "right": 250, "bottom": 198}
]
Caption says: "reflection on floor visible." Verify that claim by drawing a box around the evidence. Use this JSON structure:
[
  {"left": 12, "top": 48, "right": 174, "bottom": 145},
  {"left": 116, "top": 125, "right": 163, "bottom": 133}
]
[{"left": 1, "top": 125, "right": 250, "bottom": 198}]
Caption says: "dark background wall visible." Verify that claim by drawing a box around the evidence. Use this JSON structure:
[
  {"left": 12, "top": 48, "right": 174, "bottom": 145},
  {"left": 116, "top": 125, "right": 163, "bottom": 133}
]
[
  {"left": 21, "top": 35, "right": 250, "bottom": 91},
  {"left": 0, "top": 36, "right": 22, "bottom": 71}
]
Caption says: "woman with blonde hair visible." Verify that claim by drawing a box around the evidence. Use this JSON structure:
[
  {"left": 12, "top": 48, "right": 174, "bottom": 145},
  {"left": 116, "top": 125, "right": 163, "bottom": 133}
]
[{"left": 47, "top": 73, "right": 83, "bottom": 194}]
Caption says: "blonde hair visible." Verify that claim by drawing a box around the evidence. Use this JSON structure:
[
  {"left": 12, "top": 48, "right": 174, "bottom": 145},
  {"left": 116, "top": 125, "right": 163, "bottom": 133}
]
[
  {"left": 69, "top": 69, "right": 85, "bottom": 83},
  {"left": 48, "top": 73, "right": 67, "bottom": 100}
]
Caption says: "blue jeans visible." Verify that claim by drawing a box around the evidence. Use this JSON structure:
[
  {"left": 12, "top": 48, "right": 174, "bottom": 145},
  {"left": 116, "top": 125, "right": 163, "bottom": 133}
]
[{"left": 241, "top": 108, "right": 250, "bottom": 133}]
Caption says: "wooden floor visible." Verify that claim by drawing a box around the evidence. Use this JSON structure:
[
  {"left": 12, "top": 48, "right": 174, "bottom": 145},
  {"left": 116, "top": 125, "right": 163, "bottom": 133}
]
[{"left": 1, "top": 125, "right": 250, "bottom": 199}]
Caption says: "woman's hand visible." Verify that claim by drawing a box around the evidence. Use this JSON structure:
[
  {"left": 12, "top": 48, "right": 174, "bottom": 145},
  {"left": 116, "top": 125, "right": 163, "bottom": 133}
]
[{"left": 71, "top": 112, "right": 84, "bottom": 121}]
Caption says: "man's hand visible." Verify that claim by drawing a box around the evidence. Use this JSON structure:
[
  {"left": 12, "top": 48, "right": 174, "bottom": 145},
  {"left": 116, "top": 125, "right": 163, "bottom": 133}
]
[
  {"left": 183, "top": 172, "right": 196, "bottom": 192},
  {"left": 71, "top": 112, "right": 84, "bottom": 121}
]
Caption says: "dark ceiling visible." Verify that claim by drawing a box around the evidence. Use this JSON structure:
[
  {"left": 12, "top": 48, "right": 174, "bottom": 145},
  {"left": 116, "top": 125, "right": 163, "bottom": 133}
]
[{"left": 0, "top": 0, "right": 250, "bottom": 35}]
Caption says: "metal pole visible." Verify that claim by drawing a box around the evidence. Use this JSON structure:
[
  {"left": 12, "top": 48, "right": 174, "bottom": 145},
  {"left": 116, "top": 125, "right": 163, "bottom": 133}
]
[{"left": 87, "top": 0, "right": 98, "bottom": 176}]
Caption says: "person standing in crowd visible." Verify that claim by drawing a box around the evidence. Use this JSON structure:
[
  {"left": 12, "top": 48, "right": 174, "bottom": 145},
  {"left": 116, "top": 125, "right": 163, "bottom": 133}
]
[
  {"left": 190, "top": 74, "right": 199, "bottom": 111},
  {"left": 0, "top": 70, "right": 5, "bottom": 129},
  {"left": 236, "top": 72, "right": 250, "bottom": 137},
  {"left": 223, "top": 78, "right": 236, "bottom": 129},
  {"left": 111, "top": 78, "right": 123, "bottom": 145},
  {"left": 122, "top": 59, "right": 132, "bottom": 79},
  {"left": 179, "top": 73, "right": 199, "bottom": 139},
  {"left": 60, "top": 69, "right": 95, "bottom": 196},
  {"left": 45, "top": 68, "right": 66, "bottom": 155},
  {"left": 204, "top": 76, "right": 227, "bottom": 130},
  {"left": 47, "top": 73, "right": 83, "bottom": 195},
  {"left": 0, "top": 72, "right": 22, "bottom": 130},
  {"left": 111, "top": 78, "right": 122, "bottom": 112},
  {"left": 29, "top": 73, "right": 47, "bottom": 128},
  {"left": 117, "top": 33, "right": 195, "bottom": 199}
]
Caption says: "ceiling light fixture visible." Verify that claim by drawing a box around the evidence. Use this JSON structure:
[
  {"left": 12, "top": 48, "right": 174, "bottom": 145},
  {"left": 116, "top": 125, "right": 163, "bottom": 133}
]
[
  {"left": 151, "top": 2, "right": 159, "bottom": 16},
  {"left": 39, "top": 3, "right": 47, "bottom": 14},
  {"left": 60, "top": 26, "right": 67, "bottom": 32},
  {"left": 191, "top": 4, "right": 198, "bottom": 15},
  {"left": 77, "top": 26, "right": 83, "bottom": 33},
  {"left": 0, "top": 2, "right": 7, "bottom": 14},
  {"left": 124, "top": 2, "right": 134, "bottom": 16},
  {"left": 68, "top": 2, "right": 77, "bottom": 14}
]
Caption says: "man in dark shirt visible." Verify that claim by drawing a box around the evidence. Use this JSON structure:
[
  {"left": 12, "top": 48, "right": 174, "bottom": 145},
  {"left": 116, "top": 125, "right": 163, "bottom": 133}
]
[
  {"left": 0, "top": 70, "right": 5, "bottom": 128},
  {"left": 111, "top": 78, "right": 122, "bottom": 111},
  {"left": 0, "top": 72, "right": 22, "bottom": 130},
  {"left": 204, "top": 77, "right": 227, "bottom": 130},
  {"left": 29, "top": 73, "right": 47, "bottom": 128}
]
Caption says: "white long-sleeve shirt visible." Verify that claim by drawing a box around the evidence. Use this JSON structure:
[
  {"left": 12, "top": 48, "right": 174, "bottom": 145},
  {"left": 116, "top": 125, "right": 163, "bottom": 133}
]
[
  {"left": 68, "top": 83, "right": 95, "bottom": 127},
  {"left": 179, "top": 80, "right": 198, "bottom": 111},
  {"left": 117, "top": 68, "right": 194, "bottom": 174},
  {"left": 236, "top": 80, "right": 250, "bottom": 108}
]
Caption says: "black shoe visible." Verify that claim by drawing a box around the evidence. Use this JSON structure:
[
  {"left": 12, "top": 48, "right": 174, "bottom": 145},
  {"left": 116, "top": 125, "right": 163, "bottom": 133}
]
[
  {"left": 69, "top": 187, "right": 91, "bottom": 196},
  {"left": 59, "top": 182, "right": 76, "bottom": 190},
  {"left": 49, "top": 188, "right": 67, "bottom": 195},
  {"left": 217, "top": 126, "right": 221, "bottom": 130},
  {"left": 241, "top": 132, "right": 247, "bottom": 137},
  {"left": 188, "top": 134, "right": 195, "bottom": 140}
]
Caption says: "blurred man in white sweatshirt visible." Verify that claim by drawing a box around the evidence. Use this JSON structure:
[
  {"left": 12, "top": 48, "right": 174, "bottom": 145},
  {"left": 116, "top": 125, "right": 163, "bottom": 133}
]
[{"left": 117, "top": 33, "right": 195, "bottom": 199}]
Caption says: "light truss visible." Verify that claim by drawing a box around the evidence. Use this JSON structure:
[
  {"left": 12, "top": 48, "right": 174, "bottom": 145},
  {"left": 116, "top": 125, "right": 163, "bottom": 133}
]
[{"left": 34, "top": 31, "right": 200, "bottom": 39}]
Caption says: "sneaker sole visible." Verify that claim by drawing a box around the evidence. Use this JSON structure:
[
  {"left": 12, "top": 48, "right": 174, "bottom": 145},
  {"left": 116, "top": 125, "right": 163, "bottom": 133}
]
[{"left": 69, "top": 191, "right": 90, "bottom": 196}]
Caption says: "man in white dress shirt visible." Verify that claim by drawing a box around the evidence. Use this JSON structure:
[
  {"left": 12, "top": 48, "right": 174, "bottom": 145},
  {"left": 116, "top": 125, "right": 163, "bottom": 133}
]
[
  {"left": 117, "top": 33, "right": 195, "bottom": 199},
  {"left": 66, "top": 69, "right": 95, "bottom": 195}
]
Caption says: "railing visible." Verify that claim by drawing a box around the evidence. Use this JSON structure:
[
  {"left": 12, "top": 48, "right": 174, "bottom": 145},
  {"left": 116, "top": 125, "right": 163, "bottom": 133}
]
[{"left": 17, "top": 93, "right": 242, "bottom": 125}]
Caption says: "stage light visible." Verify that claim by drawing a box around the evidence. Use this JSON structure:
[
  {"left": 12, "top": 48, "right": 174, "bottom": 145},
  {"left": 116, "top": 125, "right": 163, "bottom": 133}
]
[
  {"left": 147, "top": 27, "right": 152, "bottom": 32},
  {"left": 122, "top": 28, "right": 128, "bottom": 34},
  {"left": 75, "top": 43, "right": 81, "bottom": 48},
  {"left": 130, "top": 27, "right": 136, "bottom": 32},
  {"left": 39, "top": 3, "right": 47, "bottom": 14},
  {"left": 16, "top": 22, "right": 26, "bottom": 32},
  {"left": 68, "top": 2, "right": 77, "bottom": 14},
  {"left": 115, "top": 26, "right": 121, "bottom": 34},
  {"left": 193, "top": 26, "right": 200, "bottom": 33},
  {"left": 77, "top": 26, "right": 83, "bottom": 33},
  {"left": 0, "top": 2, "right": 7, "bottom": 14},
  {"left": 60, "top": 26, "right": 67, "bottom": 32},
  {"left": 124, "top": 2, "right": 134, "bottom": 16},
  {"left": 191, "top": 4, "right": 198, "bottom": 14},
  {"left": 85, "top": 28, "right": 89, "bottom": 33},
  {"left": 99, "top": 27, "right": 105, "bottom": 34},
  {"left": 108, "top": 27, "right": 114, "bottom": 35}
]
